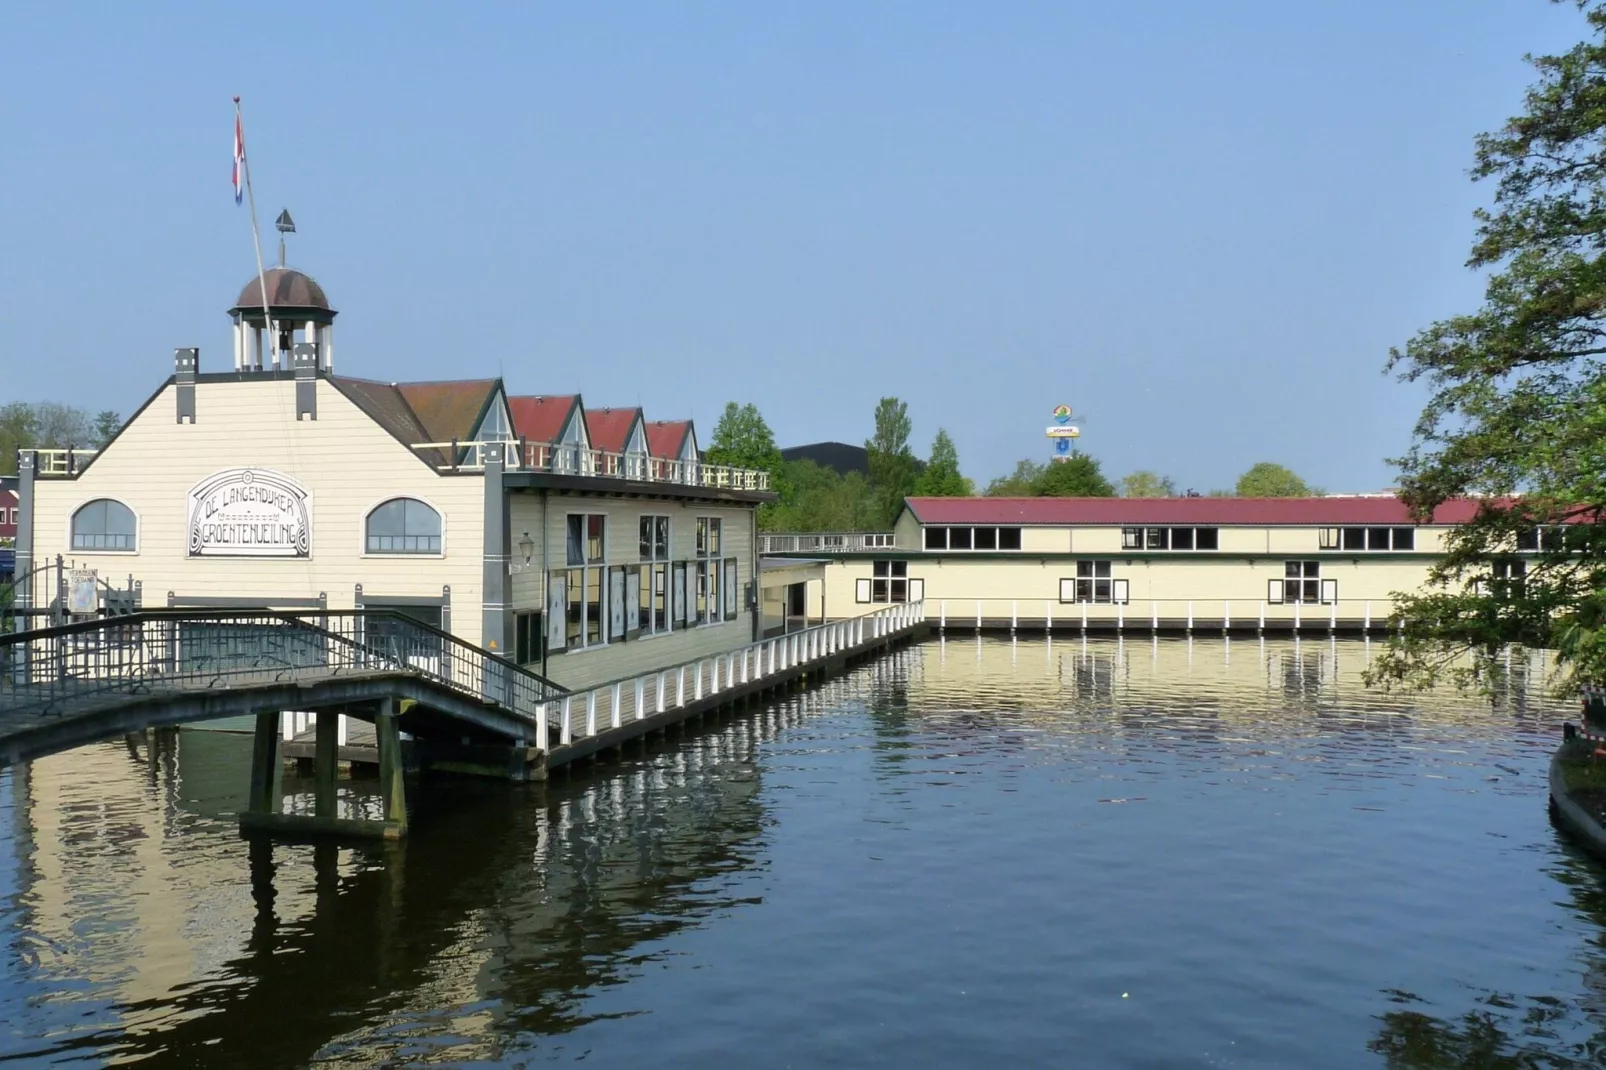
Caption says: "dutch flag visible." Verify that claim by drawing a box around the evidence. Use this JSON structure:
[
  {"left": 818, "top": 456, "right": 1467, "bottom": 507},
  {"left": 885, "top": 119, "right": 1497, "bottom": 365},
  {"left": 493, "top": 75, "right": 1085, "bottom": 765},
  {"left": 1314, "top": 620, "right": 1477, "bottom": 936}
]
[{"left": 232, "top": 114, "right": 244, "bottom": 205}]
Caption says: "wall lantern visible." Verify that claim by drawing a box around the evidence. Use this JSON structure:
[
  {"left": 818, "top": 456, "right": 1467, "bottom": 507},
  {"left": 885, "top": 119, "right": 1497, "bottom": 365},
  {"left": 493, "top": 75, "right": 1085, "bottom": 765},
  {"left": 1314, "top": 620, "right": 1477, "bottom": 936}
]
[{"left": 518, "top": 531, "right": 535, "bottom": 566}]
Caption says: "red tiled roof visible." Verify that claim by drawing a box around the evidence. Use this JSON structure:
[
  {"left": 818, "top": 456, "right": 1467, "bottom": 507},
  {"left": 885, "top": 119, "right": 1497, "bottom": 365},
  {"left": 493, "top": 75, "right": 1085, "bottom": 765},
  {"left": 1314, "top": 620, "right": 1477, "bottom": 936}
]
[
  {"left": 645, "top": 420, "right": 693, "bottom": 459},
  {"left": 509, "top": 395, "right": 580, "bottom": 444},
  {"left": 585, "top": 407, "right": 643, "bottom": 454},
  {"left": 903, "top": 497, "right": 1488, "bottom": 526},
  {"left": 395, "top": 379, "right": 500, "bottom": 443}
]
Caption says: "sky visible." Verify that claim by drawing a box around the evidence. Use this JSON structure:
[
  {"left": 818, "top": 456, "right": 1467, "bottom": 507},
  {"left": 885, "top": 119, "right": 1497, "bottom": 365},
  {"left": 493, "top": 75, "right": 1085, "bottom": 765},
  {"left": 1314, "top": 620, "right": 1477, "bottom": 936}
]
[{"left": 0, "top": 1, "right": 1589, "bottom": 492}]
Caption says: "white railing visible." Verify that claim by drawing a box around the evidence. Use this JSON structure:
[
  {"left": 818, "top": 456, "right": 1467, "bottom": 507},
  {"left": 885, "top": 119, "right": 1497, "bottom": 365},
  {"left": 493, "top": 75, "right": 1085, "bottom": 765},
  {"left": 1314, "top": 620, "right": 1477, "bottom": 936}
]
[
  {"left": 915, "top": 596, "right": 1401, "bottom": 633},
  {"left": 33, "top": 448, "right": 98, "bottom": 477},
  {"left": 412, "top": 440, "right": 770, "bottom": 491},
  {"left": 759, "top": 532, "right": 899, "bottom": 554},
  {"left": 537, "top": 600, "right": 923, "bottom": 755}
]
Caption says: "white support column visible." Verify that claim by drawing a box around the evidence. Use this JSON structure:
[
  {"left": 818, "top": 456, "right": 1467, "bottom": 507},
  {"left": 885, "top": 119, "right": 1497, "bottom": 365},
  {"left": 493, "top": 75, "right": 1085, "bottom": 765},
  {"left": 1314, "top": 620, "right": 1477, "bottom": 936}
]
[
  {"left": 1151, "top": 601, "right": 1158, "bottom": 633},
  {"left": 695, "top": 662, "right": 705, "bottom": 700},
  {"left": 611, "top": 682, "right": 623, "bottom": 727},
  {"left": 657, "top": 671, "right": 668, "bottom": 712},
  {"left": 677, "top": 667, "right": 686, "bottom": 707},
  {"left": 1259, "top": 602, "right": 1266, "bottom": 633},
  {"left": 1011, "top": 601, "right": 1018, "bottom": 634},
  {"left": 1329, "top": 600, "right": 1337, "bottom": 632},
  {"left": 940, "top": 601, "right": 947, "bottom": 631},
  {"left": 1186, "top": 601, "right": 1193, "bottom": 632},
  {"left": 537, "top": 702, "right": 549, "bottom": 751},
  {"left": 585, "top": 691, "right": 598, "bottom": 735},
  {"left": 1294, "top": 601, "right": 1301, "bottom": 632},
  {"left": 1081, "top": 602, "right": 1088, "bottom": 632},
  {"left": 1224, "top": 601, "right": 1231, "bottom": 632},
  {"left": 635, "top": 678, "right": 646, "bottom": 720},
  {"left": 1364, "top": 601, "right": 1372, "bottom": 631},
  {"left": 561, "top": 696, "right": 574, "bottom": 745},
  {"left": 1046, "top": 601, "right": 1053, "bottom": 633},
  {"left": 976, "top": 601, "right": 982, "bottom": 632}
]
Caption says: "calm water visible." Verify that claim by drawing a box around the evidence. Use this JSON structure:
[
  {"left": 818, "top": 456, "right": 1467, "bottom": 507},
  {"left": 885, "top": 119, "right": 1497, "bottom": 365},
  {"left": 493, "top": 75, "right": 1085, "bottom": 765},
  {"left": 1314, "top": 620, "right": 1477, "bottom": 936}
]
[{"left": 0, "top": 636, "right": 1601, "bottom": 1068}]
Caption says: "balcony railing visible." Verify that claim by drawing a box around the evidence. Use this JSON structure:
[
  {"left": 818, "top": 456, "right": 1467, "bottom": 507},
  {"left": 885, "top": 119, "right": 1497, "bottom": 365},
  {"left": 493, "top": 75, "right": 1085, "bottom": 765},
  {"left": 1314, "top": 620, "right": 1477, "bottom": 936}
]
[
  {"left": 759, "top": 532, "right": 898, "bottom": 554},
  {"left": 32, "top": 448, "right": 97, "bottom": 478},
  {"left": 412, "top": 440, "right": 770, "bottom": 492}
]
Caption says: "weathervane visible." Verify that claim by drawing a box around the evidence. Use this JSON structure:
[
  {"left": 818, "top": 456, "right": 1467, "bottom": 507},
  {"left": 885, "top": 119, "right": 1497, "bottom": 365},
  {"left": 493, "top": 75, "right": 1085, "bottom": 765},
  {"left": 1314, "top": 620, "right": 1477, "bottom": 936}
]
[{"left": 274, "top": 208, "right": 296, "bottom": 268}]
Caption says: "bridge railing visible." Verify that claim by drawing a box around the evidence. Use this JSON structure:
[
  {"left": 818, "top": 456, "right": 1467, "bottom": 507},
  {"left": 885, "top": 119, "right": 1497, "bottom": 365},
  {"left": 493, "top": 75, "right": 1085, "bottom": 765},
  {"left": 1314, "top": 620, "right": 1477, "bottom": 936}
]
[{"left": 0, "top": 610, "right": 565, "bottom": 720}]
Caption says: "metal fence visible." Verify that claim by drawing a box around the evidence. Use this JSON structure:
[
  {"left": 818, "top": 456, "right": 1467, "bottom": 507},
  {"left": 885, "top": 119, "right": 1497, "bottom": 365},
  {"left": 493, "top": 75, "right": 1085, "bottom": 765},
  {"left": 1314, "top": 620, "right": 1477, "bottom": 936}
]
[{"left": 0, "top": 609, "right": 564, "bottom": 720}]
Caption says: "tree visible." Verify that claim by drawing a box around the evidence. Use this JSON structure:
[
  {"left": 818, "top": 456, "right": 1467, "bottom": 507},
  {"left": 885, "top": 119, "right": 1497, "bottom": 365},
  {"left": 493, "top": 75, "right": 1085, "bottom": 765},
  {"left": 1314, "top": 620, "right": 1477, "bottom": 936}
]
[
  {"left": 912, "top": 429, "right": 972, "bottom": 496},
  {"left": 0, "top": 401, "right": 107, "bottom": 476},
  {"left": 985, "top": 459, "right": 1046, "bottom": 497},
  {"left": 865, "top": 397, "right": 917, "bottom": 527},
  {"left": 1119, "top": 470, "right": 1177, "bottom": 497},
  {"left": 1369, "top": 4, "right": 1606, "bottom": 693},
  {"left": 705, "top": 401, "right": 784, "bottom": 526},
  {"left": 1235, "top": 462, "right": 1316, "bottom": 498},
  {"left": 705, "top": 402, "right": 781, "bottom": 474},
  {"left": 93, "top": 410, "right": 122, "bottom": 447},
  {"left": 766, "top": 460, "right": 881, "bottom": 532},
  {"left": 1033, "top": 454, "right": 1116, "bottom": 497}
]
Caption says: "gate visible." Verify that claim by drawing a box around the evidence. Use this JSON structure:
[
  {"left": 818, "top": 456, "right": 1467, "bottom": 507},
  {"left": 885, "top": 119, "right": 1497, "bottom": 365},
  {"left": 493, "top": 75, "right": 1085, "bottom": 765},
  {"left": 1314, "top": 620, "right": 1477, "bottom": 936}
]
[{"left": 0, "top": 555, "right": 141, "bottom": 638}]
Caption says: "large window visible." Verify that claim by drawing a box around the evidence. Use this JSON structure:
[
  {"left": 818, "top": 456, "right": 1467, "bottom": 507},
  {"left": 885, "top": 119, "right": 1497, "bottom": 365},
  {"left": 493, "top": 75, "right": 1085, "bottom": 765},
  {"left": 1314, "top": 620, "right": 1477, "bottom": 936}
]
[
  {"left": 366, "top": 498, "right": 442, "bottom": 554},
  {"left": 924, "top": 526, "right": 1023, "bottom": 551},
  {"left": 639, "top": 515, "right": 670, "bottom": 634},
  {"left": 1492, "top": 558, "right": 1526, "bottom": 600},
  {"left": 696, "top": 517, "right": 723, "bottom": 624},
  {"left": 1121, "top": 527, "right": 1218, "bottom": 551},
  {"left": 1516, "top": 527, "right": 1568, "bottom": 552},
  {"left": 1269, "top": 561, "right": 1335, "bottom": 604},
  {"left": 564, "top": 514, "right": 608, "bottom": 648},
  {"left": 1057, "top": 562, "right": 1130, "bottom": 604},
  {"left": 856, "top": 560, "right": 923, "bottom": 604},
  {"left": 1319, "top": 526, "right": 1415, "bottom": 552},
  {"left": 71, "top": 499, "right": 137, "bottom": 551}
]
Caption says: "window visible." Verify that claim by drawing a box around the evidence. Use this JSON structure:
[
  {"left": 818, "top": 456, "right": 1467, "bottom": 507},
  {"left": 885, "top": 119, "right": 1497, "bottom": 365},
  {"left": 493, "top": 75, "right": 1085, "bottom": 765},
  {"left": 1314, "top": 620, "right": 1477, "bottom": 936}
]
[
  {"left": 1333, "top": 526, "right": 1415, "bottom": 552},
  {"left": 695, "top": 517, "right": 723, "bottom": 624},
  {"left": 71, "top": 499, "right": 136, "bottom": 551},
  {"left": 567, "top": 514, "right": 605, "bottom": 565},
  {"left": 1271, "top": 561, "right": 1325, "bottom": 604},
  {"left": 638, "top": 516, "right": 671, "bottom": 635},
  {"left": 1493, "top": 559, "right": 1526, "bottom": 600},
  {"left": 639, "top": 515, "right": 669, "bottom": 561},
  {"left": 857, "top": 560, "right": 910, "bottom": 603},
  {"left": 561, "top": 514, "right": 608, "bottom": 649},
  {"left": 515, "top": 610, "right": 542, "bottom": 664},
  {"left": 1076, "top": 560, "right": 1112, "bottom": 603},
  {"left": 924, "top": 526, "right": 1023, "bottom": 551},
  {"left": 1122, "top": 526, "right": 1218, "bottom": 552},
  {"left": 366, "top": 498, "right": 441, "bottom": 554},
  {"left": 1516, "top": 526, "right": 1568, "bottom": 552}
]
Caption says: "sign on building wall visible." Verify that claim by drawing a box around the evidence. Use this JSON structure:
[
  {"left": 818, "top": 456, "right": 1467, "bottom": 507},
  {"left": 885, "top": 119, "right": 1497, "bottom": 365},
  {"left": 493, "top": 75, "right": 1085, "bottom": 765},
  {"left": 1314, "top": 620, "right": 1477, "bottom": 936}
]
[
  {"left": 67, "top": 569, "right": 98, "bottom": 615},
  {"left": 186, "top": 468, "right": 312, "bottom": 558}
]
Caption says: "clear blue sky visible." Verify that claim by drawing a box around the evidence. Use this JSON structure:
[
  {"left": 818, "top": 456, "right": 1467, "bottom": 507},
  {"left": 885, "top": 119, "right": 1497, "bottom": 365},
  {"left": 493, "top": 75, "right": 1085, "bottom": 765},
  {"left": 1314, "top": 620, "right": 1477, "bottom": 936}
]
[{"left": 0, "top": 1, "right": 1586, "bottom": 491}]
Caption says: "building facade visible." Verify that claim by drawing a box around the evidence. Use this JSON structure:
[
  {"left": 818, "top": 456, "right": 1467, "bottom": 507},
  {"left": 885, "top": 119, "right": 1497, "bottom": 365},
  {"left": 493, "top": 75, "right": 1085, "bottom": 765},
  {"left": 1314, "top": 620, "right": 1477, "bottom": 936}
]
[
  {"left": 764, "top": 496, "right": 1494, "bottom": 630},
  {"left": 12, "top": 269, "right": 773, "bottom": 692}
]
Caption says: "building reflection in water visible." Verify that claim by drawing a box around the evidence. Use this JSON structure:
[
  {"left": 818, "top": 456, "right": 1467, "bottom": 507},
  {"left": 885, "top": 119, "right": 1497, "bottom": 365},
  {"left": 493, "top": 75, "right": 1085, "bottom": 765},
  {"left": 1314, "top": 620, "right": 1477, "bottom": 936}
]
[{"left": 0, "top": 637, "right": 1584, "bottom": 1066}]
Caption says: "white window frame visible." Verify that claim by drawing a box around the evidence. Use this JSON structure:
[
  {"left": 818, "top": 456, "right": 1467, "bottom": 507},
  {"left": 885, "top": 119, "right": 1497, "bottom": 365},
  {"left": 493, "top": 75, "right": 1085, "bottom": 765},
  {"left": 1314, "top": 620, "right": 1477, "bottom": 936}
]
[
  {"left": 361, "top": 495, "right": 446, "bottom": 558},
  {"left": 65, "top": 496, "right": 140, "bottom": 555}
]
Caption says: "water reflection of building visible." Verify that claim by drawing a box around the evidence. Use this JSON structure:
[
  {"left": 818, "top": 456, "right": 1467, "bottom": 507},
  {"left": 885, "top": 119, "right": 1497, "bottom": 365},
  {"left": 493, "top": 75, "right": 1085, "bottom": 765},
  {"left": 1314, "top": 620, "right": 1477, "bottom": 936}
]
[{"left": 0, "top": 701, "right": 807, "bottom": 1066}]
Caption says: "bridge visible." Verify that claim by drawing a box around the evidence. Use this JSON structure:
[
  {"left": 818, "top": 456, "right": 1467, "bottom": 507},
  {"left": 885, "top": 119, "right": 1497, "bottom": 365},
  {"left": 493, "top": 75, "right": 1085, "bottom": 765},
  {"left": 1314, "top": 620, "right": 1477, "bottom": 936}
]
[{"left": 0, "top": 601, "right": 927, "bottom": 840}]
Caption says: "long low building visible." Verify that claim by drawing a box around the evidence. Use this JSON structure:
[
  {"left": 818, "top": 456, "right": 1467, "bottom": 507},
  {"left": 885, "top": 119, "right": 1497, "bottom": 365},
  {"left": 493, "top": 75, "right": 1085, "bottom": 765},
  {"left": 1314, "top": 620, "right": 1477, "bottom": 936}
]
[
  {"left": 761, "top": 495, "right": 1508, "bottom": 631},
  {"left": 10, "top": 267, "right": 780, "bottom": 693}
]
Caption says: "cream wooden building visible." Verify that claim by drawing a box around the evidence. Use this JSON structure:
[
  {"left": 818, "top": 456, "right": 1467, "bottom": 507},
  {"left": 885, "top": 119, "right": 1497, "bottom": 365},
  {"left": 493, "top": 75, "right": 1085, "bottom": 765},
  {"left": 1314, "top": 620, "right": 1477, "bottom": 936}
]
[
  {"left": 763, "top": 495, "right": 1494, "bottom": 631},
  {"left": 13, "top": 268, "right": 773, "bottom": 692}
]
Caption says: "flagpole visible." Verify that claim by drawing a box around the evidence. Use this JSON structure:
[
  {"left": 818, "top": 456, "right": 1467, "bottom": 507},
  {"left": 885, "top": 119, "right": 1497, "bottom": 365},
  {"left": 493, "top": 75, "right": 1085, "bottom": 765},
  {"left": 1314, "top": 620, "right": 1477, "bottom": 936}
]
[{"left": 234, "top": 96, "right": 278, "bottom": 370}]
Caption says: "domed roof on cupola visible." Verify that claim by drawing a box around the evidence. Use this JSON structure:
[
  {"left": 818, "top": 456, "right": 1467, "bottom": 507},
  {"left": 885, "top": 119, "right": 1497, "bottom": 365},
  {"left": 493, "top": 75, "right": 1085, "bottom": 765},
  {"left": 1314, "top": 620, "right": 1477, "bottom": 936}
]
[{"left": 229, "top": 267, "right": 336, "bottom": 320}]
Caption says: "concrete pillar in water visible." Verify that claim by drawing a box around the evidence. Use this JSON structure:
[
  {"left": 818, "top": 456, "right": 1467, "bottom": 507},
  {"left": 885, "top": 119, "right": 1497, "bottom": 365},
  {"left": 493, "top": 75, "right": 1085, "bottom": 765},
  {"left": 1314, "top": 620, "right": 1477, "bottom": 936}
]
[
  {"left": 248, "top": 710, "right": 282, "bottom": 817},
  {"left": 314, "top": 711, "right": 339, "bottom": 820},
  {"left": 377, "top": 698, "right": 408, "bottom": 836}
]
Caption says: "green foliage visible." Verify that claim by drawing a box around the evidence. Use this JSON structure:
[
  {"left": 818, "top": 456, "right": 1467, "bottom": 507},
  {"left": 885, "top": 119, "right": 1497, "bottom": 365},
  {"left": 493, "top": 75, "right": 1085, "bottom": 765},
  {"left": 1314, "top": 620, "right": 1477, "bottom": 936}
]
[
  {"left": 1119, "top": 470, "right": 1177, "bottom": 497},
  {"left": 0, "top": 401, "right": 118, "bottom": 476},
  {"left": 985, "top": 456, "right": 1115, "bottom": 497},
  {"left": 912, "top": 429, "right": 972, "bottom": 496},
  {"left": 764, "top": 460, "right": 880, "bottom": 532},
  {"left": 984, "top": 459, "right": 1046, "bottom": 497},
  {"left": 865, "top": 397, "right": 917, "bottom": 527},
  {"left": 1234, "top": 462, "right": 1316, "bottom": 498},
  {"left": 1369, "top": 5, "right": 1606, "bottom": 694},
  {"left": 705, "top": 402, "right": 781, "bottom": 473},
  {"left": 1033, "top": 455, "right": 1116, "bottom": 497}
]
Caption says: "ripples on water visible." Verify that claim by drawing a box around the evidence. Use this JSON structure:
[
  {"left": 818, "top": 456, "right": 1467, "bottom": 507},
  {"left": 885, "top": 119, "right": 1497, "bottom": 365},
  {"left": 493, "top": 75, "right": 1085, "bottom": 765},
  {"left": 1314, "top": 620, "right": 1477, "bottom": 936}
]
[{"left": 0, "top": 637, "right": 1602, "bottom": 1067}]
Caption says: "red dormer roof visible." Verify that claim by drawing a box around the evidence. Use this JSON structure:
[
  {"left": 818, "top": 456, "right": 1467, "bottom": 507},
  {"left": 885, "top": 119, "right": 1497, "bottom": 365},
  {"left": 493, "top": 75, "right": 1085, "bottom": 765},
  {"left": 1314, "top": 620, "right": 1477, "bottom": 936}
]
[
  {"left": 902, "top": 497, "right": 1489, "bottom": 526},
  {"left": 585, "top": 407, "right": 643, "bottom": 454},
  {"left": 645, "top": 420, "right": 694, "bottom": 459},
  {"left": 508, "top": 395, "right": 581, "bottom": 443}
]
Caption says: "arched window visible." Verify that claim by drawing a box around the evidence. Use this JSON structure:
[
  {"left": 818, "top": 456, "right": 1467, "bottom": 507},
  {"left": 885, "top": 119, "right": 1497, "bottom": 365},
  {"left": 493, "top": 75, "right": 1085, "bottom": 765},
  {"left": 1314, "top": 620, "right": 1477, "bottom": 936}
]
[
  {"left": 366, "top": 498, "right": 442, "bottom": 554},
  {"left": 71, "top": 499, "right": 137, "bottom": 551}
]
